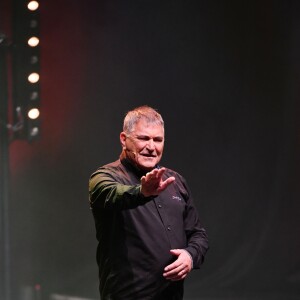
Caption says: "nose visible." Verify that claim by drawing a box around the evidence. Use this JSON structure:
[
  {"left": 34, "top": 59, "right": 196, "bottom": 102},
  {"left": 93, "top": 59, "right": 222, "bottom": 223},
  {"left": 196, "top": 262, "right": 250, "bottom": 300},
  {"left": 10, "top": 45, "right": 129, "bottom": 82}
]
[{"left": 146, "top": 139, "right": 155, "bottom": 150}]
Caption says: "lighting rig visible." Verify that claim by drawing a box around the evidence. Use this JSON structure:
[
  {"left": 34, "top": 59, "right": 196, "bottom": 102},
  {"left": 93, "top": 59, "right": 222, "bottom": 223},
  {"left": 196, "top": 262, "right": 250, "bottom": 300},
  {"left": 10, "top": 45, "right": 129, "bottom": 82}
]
[
  {"left": 12, "top": 0, "right": 41, "bottom": 141},
  {"left": 0, "top": 2, "right": 41, "bottom": 300}
]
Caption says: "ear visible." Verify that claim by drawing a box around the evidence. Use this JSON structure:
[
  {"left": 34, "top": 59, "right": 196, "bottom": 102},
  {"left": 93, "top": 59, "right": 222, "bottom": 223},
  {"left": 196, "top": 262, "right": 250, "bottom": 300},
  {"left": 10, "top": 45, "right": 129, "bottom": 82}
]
[{"left": 120, "top": 132, "right": 127, "bottom": 149}]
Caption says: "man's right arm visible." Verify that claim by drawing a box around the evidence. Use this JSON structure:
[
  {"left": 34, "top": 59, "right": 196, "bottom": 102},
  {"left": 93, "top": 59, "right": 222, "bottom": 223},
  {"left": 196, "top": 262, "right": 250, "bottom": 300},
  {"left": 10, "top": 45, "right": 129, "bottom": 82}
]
[{"left": 89, "top": 170, "right": 151, "bottom": 210}]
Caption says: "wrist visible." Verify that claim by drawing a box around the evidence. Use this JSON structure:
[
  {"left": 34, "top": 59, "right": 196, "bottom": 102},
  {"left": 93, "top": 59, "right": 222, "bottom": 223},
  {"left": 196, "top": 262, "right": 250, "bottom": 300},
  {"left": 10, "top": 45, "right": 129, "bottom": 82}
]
[
  {"left": 183, "top": 249, "right": 193, "bottom": 269},
  {"left": 139, "top": 186, "right": 156, "bottom": 199}
]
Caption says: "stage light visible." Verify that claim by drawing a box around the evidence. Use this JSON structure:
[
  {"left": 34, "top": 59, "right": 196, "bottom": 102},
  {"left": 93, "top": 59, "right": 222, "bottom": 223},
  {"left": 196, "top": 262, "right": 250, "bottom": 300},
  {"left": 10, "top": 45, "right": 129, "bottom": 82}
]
[
  {"left": 29, "top": 127, "right": 39, "bottom": 137},
  {"left": 28, "top": 36, "right": 39, "bottom": 47},
  {"left": 27, "top": 1, "right": 39, "bottom": 11},
  {"left": 28, "top": 72, "right": 39, "bottom": 83},
  {"left": 30, "top": 91, "right": 39, "bottom": 100},
  {"left": 12, "top": 0, "right": 41, "bottom": 141},
  {"left": 28, "top": 108, "right": 40, "bottom": 119},
  {"left": 30, "top": 55, "right": 39, "bottom": 64},
  {"left": 30, "top": 20, "right": 38, "bottom": 29}
]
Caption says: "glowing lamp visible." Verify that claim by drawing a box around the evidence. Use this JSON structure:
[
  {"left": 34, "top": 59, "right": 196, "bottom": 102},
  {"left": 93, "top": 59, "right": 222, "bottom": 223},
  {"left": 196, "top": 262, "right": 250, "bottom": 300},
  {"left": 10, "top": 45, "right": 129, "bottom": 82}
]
[
  {"left": 28, "top": 72, "right": 39, "bottom": 83},
  {"left": 27, "top": 1, "right": 39, "bottom": 11},
  {"left": 28, "top": 36, "right": 39, "bottom": 47},
  {"left": 28, "top": 108, "right": 40, "bottom": 119}
]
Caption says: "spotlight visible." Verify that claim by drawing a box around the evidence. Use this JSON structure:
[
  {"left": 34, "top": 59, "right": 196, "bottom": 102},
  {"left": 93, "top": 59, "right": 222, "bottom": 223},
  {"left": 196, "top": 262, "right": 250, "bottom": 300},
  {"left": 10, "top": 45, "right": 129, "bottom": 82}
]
[
  {"left": 28, "top": 72, "right": 39, "bottom": 83},
  {"left": 28, "top": 108, "right": 40, "bottom": 119},
  {"left": 28, "top": 36, "right": 39, "bottom": 47},
  {"left": 30, "top": 55, "right": 39, "bottom": 64},
  {"left": 29, "top": 127, "right": 39, "bottom": 137},
  {"left": 29, "top": 19, "right": 38, "bottom": 29},
  {"left": 29, "top": 91, "right": 39, "bottom": 100},
  {"left": 27, "top": 1, "right": 39, "bottom": 11},
  {"left": 12, "top": 0, "right": 41, "bottom": 141}
]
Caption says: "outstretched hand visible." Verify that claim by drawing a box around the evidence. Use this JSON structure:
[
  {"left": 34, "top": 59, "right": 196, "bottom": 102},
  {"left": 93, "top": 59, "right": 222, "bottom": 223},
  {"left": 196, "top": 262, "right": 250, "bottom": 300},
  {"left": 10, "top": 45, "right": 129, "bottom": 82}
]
[
  {"left": 163, "top": 249, "right": 193, "bottom": 281},
  {"left": 140, "top": 167, "right": 175, "bottom": 197}
]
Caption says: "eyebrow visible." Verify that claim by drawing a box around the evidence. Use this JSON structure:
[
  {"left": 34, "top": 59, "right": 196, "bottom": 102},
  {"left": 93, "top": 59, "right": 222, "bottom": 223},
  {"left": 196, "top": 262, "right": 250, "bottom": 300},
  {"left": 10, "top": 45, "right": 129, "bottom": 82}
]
[{"left": 135, "top": 134, "right": 164, "bottom": 140}]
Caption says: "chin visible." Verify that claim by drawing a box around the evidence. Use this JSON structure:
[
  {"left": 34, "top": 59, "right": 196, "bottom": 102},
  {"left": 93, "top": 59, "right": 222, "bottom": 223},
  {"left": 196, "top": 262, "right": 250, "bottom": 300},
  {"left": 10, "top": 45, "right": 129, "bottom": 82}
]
[
  {"left": 136, "top": 156, "right": 161, "bottom": 171},
  {"left": 139, "top": 162, "right": 158, "bottom": 171},
  {"left": 138, "top": 165, "right": 154, "bottom": 171}
]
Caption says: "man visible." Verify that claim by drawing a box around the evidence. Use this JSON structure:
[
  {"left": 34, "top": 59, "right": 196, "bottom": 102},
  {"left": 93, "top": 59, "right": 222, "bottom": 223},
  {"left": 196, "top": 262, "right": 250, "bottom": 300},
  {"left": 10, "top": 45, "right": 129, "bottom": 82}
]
[{"left": 89, "top": 106, "right": 208, "bottom": 300}]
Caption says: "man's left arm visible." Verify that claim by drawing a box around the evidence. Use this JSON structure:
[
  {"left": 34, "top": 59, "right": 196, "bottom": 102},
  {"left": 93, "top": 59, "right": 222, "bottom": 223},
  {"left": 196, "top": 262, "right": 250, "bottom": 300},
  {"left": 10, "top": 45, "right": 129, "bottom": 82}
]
[
  {"left": 183, "top": 202, "right": 209, "bottom": 269},
  {"left": 163, "top": 177, "right": 208, "bottom": 281},
  {"left": 163, "top": 226, "right": 208, "bottom": 281}
]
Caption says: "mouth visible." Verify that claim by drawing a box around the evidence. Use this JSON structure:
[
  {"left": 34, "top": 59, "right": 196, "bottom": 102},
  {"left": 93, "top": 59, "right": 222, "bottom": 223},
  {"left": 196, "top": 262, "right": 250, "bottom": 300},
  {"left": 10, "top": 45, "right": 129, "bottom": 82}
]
[{"left": 140, "top": 153, "right": 156, "bottom": 158}]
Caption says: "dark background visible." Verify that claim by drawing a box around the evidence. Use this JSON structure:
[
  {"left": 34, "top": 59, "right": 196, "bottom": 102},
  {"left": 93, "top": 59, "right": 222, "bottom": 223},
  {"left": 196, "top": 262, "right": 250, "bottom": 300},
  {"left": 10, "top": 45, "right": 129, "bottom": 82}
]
[{"left": 1, "top": 0, "right": 300, "bottom": 299}]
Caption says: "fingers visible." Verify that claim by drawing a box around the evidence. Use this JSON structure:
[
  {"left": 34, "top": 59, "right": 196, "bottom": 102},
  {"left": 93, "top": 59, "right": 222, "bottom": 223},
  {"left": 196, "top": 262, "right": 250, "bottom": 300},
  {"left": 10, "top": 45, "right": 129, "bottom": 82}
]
[
  {"left": 140, "top": 168, "right": 175, "bottom": 197},
  {"left": 142, "top": 169, "right": 162, "bottom": 189},
  {"left": 146, "top": 167, "right": 165, "bottom": 180},
  {"left": 145, "top": 168, "right": 174, "bottom": 186},
  {"left": 157, "top": 176, "right": 175, "bottom": 192},
  {"left": 163, "top": 263, "right": 189, "bottom": 281},
  {"left": 163, "top": 249, "right": 192, "bottom": 281}
]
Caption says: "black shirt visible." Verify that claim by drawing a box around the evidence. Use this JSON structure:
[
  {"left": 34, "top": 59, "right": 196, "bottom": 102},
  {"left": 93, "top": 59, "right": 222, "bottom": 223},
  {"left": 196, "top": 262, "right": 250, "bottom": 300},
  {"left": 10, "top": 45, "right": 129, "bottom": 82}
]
[{"left": 89, "top": 158, "right": 208, "bottom": 300}]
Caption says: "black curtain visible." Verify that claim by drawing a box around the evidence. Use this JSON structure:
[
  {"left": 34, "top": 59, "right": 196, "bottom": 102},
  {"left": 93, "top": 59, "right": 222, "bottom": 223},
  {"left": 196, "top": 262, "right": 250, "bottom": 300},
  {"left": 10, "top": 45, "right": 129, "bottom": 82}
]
[{"left": 6, "top": 1, "right": 300, "bottom": 299}]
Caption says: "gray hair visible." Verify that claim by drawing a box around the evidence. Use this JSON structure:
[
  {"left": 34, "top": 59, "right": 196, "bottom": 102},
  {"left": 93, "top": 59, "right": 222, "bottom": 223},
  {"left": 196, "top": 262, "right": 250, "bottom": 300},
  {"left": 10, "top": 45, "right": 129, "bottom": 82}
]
[{"left": 123, "top": 105, "right": 164, "bottom": 135}]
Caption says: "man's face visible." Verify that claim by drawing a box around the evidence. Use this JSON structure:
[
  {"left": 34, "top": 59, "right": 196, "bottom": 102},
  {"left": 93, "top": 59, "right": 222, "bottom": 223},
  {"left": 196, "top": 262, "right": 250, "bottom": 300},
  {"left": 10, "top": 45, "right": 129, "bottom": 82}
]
[{"left": 120, "top": 119, "right": 164, "bottom": 171}]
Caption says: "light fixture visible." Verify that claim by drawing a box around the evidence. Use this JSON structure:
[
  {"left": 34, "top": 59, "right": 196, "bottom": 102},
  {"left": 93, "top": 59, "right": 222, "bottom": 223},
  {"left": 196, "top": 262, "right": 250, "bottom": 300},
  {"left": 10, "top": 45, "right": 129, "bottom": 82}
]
[
  {"left": 30, "top": 91, "right": 39, "bottom": 100},
  {"left": 28, "top": 36, "right": 39, "bottom": 47},
  {"left": 29, "top": 127, "right": 39, "bottom": 137},
  {"left": 27, "top": 1, "right": 39, "bottom": 11},
  {"left": 30, "top": 55, "right": 39, "bottom": 64},
  {"left": 28, "top": 72, "right": 39, "bottom": 83},
  {"left": 12, "top": 0, "right": 41, "bottom": 141},
  {"left": 28, "top": 108, "right": 40, "bottom": 119}
]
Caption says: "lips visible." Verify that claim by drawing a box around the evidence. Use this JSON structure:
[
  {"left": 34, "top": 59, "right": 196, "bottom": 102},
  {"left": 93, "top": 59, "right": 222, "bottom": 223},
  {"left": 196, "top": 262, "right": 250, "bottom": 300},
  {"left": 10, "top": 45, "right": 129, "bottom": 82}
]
[{"left": 141, "top": 153, "right": 156, "bottom": 158}]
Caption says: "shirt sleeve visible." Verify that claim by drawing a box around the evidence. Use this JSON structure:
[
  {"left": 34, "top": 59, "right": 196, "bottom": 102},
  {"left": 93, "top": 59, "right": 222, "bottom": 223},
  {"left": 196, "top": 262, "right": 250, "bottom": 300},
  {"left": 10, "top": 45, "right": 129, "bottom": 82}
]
[
  {"left": 89, "top": 169, "right": 154, "bottom": 210},
  {"left": 180, "top": 176, "right": 209, "bottom": 269}
]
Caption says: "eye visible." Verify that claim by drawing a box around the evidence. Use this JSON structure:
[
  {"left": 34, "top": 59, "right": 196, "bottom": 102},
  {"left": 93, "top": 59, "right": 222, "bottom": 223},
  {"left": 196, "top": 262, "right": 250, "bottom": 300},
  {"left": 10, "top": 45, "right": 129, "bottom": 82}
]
[
  {"left": 137, "top": 136, "right": 150, "bottom": 141},
  {"left": 135, "top": 135, "right": 164, "bottom": 142},
  {"left": 154, "top": 137, "right": 163, "bottom": 142}
]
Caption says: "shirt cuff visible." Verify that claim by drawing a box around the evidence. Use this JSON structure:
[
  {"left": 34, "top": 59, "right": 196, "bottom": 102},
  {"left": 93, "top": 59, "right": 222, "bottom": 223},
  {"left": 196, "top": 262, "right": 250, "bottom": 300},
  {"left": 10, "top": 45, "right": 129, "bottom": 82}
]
[
  {"left": 138, "top": 185, "right": 157, "bottom": 200},
  {"left": 183, "top": 249, "right": 193, "bottom": 269}
]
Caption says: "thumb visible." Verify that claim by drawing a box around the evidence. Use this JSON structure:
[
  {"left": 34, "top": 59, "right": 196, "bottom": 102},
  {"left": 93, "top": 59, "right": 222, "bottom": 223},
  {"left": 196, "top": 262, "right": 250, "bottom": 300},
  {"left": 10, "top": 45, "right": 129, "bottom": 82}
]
[
  {"left": 158, "top": 176, "right": 175, "bottom": 192},
  {"left": 170, "top": 249, "right": 182, "bottom": 256}
]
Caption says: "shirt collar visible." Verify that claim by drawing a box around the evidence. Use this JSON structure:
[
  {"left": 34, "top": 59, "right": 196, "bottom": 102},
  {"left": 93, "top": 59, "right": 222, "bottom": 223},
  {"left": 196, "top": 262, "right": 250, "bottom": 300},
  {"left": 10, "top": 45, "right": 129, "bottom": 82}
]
[{"left": 120, "top": 154, "right": 160, "bottom": 177}]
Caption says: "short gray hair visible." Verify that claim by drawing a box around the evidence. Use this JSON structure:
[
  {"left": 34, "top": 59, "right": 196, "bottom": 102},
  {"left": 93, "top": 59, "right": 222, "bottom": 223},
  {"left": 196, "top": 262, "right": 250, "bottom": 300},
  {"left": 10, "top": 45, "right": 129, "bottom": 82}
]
[{"left": 123, "top": 105, "right": 164, "bottom": 135}]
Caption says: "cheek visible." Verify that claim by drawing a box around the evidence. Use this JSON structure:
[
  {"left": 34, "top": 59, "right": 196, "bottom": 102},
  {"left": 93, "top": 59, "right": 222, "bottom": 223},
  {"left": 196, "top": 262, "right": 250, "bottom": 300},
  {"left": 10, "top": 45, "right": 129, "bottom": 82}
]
[
  {"left": 133, "top": 142, "right": 145, "bottom": 151},
  {"left": 157, "top": 145, "right": 164, "bottom": 154}
]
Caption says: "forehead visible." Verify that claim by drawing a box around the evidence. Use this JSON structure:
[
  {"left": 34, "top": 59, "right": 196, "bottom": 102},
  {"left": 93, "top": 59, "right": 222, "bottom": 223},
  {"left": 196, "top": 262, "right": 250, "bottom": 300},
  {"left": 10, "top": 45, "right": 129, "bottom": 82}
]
[{"left": 132, "top": 119, "right": 164, "bottom": 136}]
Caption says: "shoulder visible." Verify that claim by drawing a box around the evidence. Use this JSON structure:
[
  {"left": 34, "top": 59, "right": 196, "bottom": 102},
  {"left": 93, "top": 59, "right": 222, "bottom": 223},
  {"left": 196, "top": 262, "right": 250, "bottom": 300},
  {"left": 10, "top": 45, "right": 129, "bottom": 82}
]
[
  {"left": 161, "top": 166, "right": 192, "bottom": 201},
  {"left": 161, "top": 166, "right": 187, "bottom": 185},
  {"left": 90, "top": 160, "right": 123, "bottom": 179}
]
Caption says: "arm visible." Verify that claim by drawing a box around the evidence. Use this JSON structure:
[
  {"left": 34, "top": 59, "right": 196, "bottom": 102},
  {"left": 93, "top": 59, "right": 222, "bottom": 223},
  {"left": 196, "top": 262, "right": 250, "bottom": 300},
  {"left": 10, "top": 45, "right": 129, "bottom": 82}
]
[
  {"left": 163, "top": 175, "right": 208, "bottom": 280},
  {"left": 183, "top": 179, "right": 209, "bottom": 269},
  {"left": 89, "top": 167, "right": 175, "bottom": 210},
  {"left": 163, "top": 224, "right": 208, "bottom": 281},
  {"left": 89, "top": 169, "right": 146, "bottom": 210},
  {"left": 184, "top": 206, "right": 208, "bottom": 268}
]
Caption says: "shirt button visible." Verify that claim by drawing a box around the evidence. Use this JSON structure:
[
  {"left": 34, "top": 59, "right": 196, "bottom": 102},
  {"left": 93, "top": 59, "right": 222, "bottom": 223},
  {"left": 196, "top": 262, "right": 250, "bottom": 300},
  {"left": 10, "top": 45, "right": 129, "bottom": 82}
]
[
  {"left": 158, "top": 204, "right": 162, "bottom": 208},
  {"left": 167, "top": 226, "right": 171, "bottom": 231}
]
